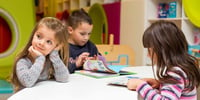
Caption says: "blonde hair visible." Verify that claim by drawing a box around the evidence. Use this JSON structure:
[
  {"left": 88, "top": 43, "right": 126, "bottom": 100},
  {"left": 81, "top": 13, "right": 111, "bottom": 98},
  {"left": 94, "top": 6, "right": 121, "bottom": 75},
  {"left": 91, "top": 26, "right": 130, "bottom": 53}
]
[{"left": 10, "top": 17, "right": 69, "bottom": 92}]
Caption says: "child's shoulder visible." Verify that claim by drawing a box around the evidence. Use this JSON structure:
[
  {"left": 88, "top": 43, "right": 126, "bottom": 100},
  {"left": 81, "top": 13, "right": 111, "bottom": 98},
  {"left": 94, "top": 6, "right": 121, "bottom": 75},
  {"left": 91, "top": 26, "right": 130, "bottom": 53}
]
[
  {"left": 17, "top": 57, "right": 29, "bottom": 62},
  {"left": 16, "top": 57, "right": 32, "bottom": 66},
  {"left": 87, "top": 40, "right": 95, "bottom": 45},
  {"left": 87, "top": 41, "right": 98, "bottom": 48},
  {"left": 168, "top": 66, "right": 187, "bottom": 78}
]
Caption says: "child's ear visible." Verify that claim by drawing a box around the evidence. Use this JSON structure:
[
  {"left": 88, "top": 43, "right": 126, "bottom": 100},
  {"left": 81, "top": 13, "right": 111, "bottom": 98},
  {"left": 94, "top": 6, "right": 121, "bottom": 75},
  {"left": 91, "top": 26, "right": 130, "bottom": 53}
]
[{"left": 67, "top": 26, "right": 73, "bottom": 34}]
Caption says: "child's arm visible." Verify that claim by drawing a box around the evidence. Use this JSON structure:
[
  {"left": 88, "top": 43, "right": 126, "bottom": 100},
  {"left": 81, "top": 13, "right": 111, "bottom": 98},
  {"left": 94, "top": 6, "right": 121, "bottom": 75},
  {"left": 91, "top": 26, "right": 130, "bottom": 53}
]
[
  {"left": 49, "top": 50, "right": 69, "bottom": 82},
  {"left": 68, "top": 63, "right": 77, "bottom": 73},
  {"left": 141, "top": 78, "right": 160, "bottom": 89},
  {"left": 128, "top": 71, "right": 188, "bottom": 100},
  {"left": 16, "top": 56, "right": 46, "bottom": 87},
  {"left": 68, "top": 52, "right": 90, "bottom": 73}
]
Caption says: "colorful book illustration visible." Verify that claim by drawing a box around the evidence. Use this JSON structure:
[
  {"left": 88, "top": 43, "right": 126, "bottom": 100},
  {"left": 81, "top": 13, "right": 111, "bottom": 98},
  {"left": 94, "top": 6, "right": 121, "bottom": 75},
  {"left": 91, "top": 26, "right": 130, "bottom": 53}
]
[
  {"left": 158, "top": 3, "right": 169, "bottom": 18},
  {"left": 107, "top": 76, "right": 139, "bottom": 88},
  {"left": 168, "top": 1, "right": 177, "bottom": 18},
  {"left": 75, "top": 55, "right": 136, "bottom": 78}
]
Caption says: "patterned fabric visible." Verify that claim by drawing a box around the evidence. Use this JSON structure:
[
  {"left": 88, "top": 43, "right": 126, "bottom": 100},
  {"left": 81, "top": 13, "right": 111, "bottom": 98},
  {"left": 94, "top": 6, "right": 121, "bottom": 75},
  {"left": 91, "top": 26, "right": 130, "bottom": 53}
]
[
  {"left": 16, "top": 50, "right": 69, "bottom": 88},
  {"left": 136, "top": 67, "right": 197, "bottom": 100}
]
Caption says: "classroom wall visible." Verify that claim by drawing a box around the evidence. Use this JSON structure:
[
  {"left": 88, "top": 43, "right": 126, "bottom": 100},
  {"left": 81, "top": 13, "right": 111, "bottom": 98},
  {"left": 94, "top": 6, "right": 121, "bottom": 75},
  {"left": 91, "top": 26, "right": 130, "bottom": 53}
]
[
  {"left": 0, "top": 0, "right": 35, "bottom": 79},
  {"left": 120, "top": 0, "right": 145, "bottom": 66}
]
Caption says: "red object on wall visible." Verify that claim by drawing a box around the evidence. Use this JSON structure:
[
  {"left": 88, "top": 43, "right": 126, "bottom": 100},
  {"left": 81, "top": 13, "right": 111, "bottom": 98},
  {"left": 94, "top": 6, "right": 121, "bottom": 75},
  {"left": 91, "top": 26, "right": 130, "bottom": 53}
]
[
  {"left": 0, "top": 16, "right": 12, "bottom": 53},
  {"left": 103, "top": 2, "right": 121, "bottom": 44},
  {"left": 56, "top": 10, "right": 69, "bottom": 21}
]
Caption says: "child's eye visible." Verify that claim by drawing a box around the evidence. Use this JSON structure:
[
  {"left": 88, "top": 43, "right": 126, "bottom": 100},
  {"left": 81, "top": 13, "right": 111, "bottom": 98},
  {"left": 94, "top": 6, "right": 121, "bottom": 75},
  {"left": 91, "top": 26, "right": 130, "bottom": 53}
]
[
  {"left": 80, "top": 33, "right": 85, "bottom": 36},
  {"left": 47, "top": 40, "right": 52, "bottom": 45},
  {"left": 37, "top": 34, "right": 41, "bottom": 39},
  {"left": 80, "top": 32, "right": 90, "bottom": 36}
]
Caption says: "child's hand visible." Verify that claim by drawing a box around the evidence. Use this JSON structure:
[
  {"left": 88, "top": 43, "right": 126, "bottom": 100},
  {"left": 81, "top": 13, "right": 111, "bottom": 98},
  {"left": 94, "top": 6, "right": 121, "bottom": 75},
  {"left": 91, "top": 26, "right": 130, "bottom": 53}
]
[
  {"left": 127, "top": 79, "right": 145, "bottom": 91},
  {"left": 86, "top": 55, "right": 97, "bottom": 60},
  {"left": 49, "top": 50, "right": 59, "bottom": 62},
  {"left": 142, "top": 78, "right": 160, "bottom": 89},
  {"left": 28, "top": 46, "right": 43, "bottom": 59},
  {"left": 76, "top": 52, "right": 90, "bottom": 67}
]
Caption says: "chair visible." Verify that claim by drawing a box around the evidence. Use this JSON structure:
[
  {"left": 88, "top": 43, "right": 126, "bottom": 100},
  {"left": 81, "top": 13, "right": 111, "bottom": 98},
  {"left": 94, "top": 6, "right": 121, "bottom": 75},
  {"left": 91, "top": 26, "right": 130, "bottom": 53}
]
[
  {"left": 198, "top": 86, "right": 200, "bottom": 100},
  {"left": 96, "top": 34, "right": 134, "bottom": 66},
  {"left": 88, "top": 3, "right": 108, "bottom": 44},
  {"left": 0, "top": 80, "right": 13, "bottom": 94},
  {"left": 0, "top": 79, "right": 13, "bottom": 100}
]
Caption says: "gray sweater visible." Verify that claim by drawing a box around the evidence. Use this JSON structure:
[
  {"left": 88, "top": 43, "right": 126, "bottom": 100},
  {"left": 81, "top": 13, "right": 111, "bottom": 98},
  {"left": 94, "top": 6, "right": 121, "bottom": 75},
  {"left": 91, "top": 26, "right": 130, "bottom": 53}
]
[{"left": 16, "top": 50, "right": 69, "bottom": 88}]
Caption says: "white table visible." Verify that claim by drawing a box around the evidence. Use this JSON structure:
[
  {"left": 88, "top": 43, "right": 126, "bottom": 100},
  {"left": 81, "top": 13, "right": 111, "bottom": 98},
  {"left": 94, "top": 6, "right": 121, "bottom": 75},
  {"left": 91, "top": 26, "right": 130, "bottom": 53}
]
[{"left": 8, "top": 66, "right": 154, "bottom": 100}]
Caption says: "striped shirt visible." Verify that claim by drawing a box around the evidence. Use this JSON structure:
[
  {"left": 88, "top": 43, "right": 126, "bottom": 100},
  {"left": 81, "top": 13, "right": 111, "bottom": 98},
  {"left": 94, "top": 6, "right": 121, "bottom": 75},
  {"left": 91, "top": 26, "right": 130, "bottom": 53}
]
[{"left": 136, "top": 67, "right": 197, "bottom": 100}]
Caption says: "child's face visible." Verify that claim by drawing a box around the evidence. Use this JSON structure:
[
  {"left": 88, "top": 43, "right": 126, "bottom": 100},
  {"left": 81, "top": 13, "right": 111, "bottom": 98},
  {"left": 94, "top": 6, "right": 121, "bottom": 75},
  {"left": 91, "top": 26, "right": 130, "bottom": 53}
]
[
  {"left": 32, "top": 25, "right": 58, "bottom": 56},
  {"left": 68, "top": 22, "right": 93, "bottom": 46}
]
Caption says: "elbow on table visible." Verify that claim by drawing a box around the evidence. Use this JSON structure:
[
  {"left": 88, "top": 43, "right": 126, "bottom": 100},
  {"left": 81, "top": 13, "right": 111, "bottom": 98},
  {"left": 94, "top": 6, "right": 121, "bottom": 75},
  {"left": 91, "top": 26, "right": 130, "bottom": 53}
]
[
  {"left": 56, "top": 76, "right": 69, "bottom": 83},
  {"left": 22, "top": 82, "right": 35, "bottom": 88}
]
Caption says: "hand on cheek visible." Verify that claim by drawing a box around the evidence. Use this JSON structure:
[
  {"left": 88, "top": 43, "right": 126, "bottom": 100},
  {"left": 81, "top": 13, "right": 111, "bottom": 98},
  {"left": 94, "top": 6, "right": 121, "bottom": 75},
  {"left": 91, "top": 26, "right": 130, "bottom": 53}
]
[{"left": 28, "top": 46, "right": 43, "bottom": 59}]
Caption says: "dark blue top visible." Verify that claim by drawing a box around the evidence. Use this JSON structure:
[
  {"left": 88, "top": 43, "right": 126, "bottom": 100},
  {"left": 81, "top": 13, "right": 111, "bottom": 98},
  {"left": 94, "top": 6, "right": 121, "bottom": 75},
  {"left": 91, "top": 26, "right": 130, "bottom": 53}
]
[{"left": 68, "top": 41, "right": 100, "bottom": 73}]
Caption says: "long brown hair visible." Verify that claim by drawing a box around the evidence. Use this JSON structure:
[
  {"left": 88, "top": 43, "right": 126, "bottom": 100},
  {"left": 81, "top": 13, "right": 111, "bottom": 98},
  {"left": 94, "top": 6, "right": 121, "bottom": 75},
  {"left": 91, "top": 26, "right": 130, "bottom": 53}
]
[
  {"left": 143, "top": 20, "right": 200, "bottom": 90},
  {"left": 10, "top": 17, "right": 69, "bottom": 92}
]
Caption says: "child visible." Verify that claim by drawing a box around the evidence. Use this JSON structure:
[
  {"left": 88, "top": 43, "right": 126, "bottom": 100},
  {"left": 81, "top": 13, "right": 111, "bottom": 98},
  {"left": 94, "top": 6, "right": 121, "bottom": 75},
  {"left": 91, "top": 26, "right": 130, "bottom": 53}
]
[
  {"left": 127, "top": 20, "right": 200, "bottom": 100},
  {"left": 64, "top": 9, "right": 100, "bottom": 73},
  {"left": 11, "top": 17, "right": 70, "bottom": 92}
]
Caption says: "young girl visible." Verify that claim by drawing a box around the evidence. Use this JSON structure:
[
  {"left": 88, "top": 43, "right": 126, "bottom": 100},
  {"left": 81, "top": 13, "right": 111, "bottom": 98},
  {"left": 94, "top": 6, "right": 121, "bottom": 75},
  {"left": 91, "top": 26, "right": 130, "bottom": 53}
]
[
  {"left": 11, "top": 17, "right": 70, "bottom": 92},
  {"left": 64, "top": 9, "right": 100, "bottom": 73},
  {"left": 127, "top": 21, "right": 200, "bottom": 100}
]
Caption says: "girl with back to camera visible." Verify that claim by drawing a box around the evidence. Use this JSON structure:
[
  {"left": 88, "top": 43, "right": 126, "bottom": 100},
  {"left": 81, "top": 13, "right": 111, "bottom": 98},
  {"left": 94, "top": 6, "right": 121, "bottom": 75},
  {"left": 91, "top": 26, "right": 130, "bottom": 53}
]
[
  {"left": 11, "top": 17, "right": 70, "bottom": 92},
  {"left": 64, "top": 9, "right": 101, "bottom": 73},
  {"left": 127, "top": 20, "right": 200, "bottom": 100}
]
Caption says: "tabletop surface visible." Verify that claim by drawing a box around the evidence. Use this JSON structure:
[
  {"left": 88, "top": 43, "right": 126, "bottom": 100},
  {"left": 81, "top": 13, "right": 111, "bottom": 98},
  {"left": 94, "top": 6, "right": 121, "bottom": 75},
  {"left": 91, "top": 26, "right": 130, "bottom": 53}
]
[{"left": 8, "top": 66, "right": 154, "bottom": 100}]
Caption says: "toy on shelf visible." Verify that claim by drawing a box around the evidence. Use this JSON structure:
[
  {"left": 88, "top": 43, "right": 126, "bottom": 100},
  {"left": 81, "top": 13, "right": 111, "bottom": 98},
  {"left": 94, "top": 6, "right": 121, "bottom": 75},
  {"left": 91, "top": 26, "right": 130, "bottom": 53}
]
[
  {"left": 157, "top": 1, "right": 177, "bottom": 18},
  {"left": 194, "top": 28, "right": 200, "bottom": 45},
  {"left": 168, "top": 1, "right": 177, "bottom": 18},
  {"left": 188, "top": 45, "right": 200, "bottom": 61},
  {"left": 158, "top": 3, "right": 169, "bottom": 18}
]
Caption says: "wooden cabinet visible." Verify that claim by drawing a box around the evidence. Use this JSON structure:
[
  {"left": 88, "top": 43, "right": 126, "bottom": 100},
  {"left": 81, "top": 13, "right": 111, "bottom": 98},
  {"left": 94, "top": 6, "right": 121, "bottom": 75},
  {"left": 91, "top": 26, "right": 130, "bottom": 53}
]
[
  {"left": 120, "top": 0, "right": 145, "bottom": 66},
  {"left": 43, "top": 0, "right": 119, "bottom": 17}
]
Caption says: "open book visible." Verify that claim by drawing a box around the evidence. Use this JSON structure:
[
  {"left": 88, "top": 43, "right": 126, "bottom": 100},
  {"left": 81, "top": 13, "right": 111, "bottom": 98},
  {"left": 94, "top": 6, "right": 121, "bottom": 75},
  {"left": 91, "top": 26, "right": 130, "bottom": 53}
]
[
  {"left": 107, "top": 76, "right": 139, "bottom": 88},
  {"left": 75, "top": 55, "right": 135, "bottom": 78}
]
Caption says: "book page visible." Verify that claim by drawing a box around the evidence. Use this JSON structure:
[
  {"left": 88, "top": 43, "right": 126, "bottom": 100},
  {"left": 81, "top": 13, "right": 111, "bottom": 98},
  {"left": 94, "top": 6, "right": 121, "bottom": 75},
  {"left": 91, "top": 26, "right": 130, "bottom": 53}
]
[
  {"left": 108, "top": 76, "right": 139, "bottom": 88},
  {"left": 75, "top": 70, "right": 119, "bottom": 79},
  {"left": 83, "top": 60, "right": 116, "bottom": 73}
]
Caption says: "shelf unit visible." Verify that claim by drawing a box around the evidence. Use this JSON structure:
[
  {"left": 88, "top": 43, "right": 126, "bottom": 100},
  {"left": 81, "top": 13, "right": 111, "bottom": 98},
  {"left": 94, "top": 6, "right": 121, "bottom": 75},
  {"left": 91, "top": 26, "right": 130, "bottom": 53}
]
[
  {"left": 145, "top": 0, "right": 200, "bottom": 45},
  {"left": 143, "top": 0, "right": 200, "bottom": 65},
  {"left": 43, "top": 0, "right": 107, "bottom": 17},
  {"left": 120, "top": 0, "right": 200, "bottom": 66}
]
